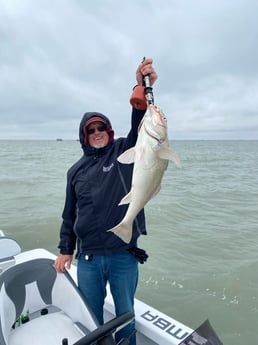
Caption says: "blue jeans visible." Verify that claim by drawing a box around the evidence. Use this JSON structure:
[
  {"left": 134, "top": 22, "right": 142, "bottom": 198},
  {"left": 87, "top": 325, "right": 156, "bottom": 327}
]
[{"left": 77, "top": 252, "right": 138, "bottom": 345}]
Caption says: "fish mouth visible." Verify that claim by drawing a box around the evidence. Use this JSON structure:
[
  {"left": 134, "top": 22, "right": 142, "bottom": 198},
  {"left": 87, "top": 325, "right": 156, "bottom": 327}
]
[{"left": 140, "top": 105, "right": 167, "bottom": 143}]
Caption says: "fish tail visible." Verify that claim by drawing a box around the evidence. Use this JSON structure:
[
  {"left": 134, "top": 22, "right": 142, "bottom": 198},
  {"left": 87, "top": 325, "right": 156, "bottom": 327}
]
[{"left": 108, "top": 223, "right": 132, "bottom": 244}]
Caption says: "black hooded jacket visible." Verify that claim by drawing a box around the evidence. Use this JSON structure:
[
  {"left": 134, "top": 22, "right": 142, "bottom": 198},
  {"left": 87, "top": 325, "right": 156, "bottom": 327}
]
[{"left": 58, "top": 108, "right": 147, "bottom": 256}]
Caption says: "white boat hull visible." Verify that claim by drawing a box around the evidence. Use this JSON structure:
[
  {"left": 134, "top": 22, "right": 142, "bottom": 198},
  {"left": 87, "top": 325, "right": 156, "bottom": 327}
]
[{"left": 0, "top": 233, "right": 222, "bottom": 345}]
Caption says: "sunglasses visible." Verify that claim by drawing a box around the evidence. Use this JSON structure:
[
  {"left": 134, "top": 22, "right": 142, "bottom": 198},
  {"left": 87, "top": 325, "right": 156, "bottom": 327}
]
[{"left": 86, "top": 124, "right": 107, "bottom": 135}]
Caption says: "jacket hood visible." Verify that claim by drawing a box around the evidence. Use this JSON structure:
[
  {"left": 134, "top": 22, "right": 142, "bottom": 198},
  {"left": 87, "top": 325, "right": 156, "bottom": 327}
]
[{"left": 79, "top": 111, "right": 114, "bottom": 150}]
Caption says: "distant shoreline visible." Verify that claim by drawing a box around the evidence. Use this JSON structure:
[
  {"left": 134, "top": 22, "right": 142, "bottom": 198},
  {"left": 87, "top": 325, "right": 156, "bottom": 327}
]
[{"left": 0, "top": 139, "right": 257, "bottom": 142}]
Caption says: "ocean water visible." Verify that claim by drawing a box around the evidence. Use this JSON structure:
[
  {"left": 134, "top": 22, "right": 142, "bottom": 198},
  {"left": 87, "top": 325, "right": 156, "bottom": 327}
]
[{"left": 0, "top": 139, "right": 258, "bottom": 345}]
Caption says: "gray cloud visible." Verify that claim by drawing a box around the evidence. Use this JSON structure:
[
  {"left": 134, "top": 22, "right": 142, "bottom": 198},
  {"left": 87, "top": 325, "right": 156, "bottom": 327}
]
[{"left": 0, "top": 0, "right": 257, "bottom": 140}]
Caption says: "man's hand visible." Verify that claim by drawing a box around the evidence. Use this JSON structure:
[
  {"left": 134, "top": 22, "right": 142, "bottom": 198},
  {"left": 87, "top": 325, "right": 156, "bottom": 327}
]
[
  {"left": 54, "top": 254, "right": 73, "bottom": 273},
  {"left": 136, "top": 58, "right": 158, "bottom": 87}
]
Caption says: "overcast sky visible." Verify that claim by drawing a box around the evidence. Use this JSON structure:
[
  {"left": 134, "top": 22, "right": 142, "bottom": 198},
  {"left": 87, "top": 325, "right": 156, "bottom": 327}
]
[{"left": 1, "top": 0, "right": 257, "bottom": 140}]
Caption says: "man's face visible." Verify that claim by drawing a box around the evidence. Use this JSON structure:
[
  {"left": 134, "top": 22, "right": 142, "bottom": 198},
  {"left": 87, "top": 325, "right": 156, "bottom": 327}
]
[{"left": 86, "top": 121, "right": 109, "bottom": 148}]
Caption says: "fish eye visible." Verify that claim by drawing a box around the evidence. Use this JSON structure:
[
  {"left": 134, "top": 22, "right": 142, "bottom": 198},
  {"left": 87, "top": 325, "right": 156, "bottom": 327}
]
[{"left": 160, "top": 110, "right": 167, "bottom": 122}]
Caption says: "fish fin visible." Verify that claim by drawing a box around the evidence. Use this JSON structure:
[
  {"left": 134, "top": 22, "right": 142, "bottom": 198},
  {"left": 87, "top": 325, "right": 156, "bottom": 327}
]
[
  {"left": 158, "top": 147, "right": 181, "bottom": 167},
  {"left": 118, "top": 191, "right": 133, "bottom": 205},
  {"left": 117, "top": 147, "right": 136, "bottom": 164},
  {"left": 107, "top": 223, "right": 132, "bottom": 244},
  {"left": 152, "top": 143, "right": 161, "bottom": 151}
]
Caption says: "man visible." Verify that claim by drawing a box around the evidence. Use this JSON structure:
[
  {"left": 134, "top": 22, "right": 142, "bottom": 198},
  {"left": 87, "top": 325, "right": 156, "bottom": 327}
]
[{"left": 54, "top": 58, "right": 157, "bottom": 344}]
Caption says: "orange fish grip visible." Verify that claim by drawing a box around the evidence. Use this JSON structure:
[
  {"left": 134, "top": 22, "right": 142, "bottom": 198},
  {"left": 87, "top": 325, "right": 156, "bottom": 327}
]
[{"left": 130, "top": 85, "right": 146, "bottom": 110}]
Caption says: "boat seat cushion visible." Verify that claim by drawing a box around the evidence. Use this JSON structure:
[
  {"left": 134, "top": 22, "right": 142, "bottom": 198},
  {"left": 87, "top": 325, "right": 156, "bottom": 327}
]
[
  {"left": 0, "top": 258, "right": 98, "bottom": 345},
  {"left": 9, "top": 311, "right": 86, "bottom": 345}
]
